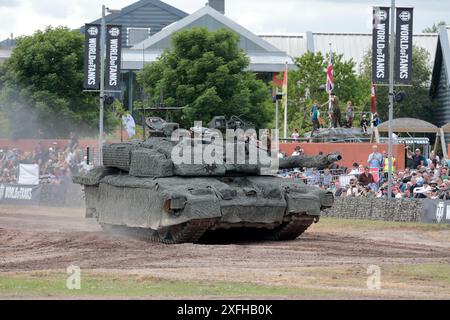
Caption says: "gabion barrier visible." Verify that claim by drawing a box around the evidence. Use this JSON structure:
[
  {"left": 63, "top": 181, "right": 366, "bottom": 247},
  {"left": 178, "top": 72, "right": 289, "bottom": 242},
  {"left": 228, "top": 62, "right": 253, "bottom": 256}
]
[{"left": 322, "top": 197, "right": 422, "bottom": 222}]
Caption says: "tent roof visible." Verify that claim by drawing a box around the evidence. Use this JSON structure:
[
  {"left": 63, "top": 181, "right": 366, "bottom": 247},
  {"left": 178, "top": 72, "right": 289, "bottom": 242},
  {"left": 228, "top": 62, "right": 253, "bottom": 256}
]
[
  {"left": 440, "top": 122, "right": 450, "bottom": 133},
  {"left": 377, "top": 118, "right": 439, "bottom": 133}
]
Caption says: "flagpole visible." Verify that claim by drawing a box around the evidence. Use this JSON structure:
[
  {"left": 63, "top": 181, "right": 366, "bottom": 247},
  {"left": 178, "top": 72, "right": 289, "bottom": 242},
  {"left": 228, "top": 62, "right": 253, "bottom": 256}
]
[
  {"left": 283, "top": 61, "right": 288, "bottom": 140},
  {"left": 388, "top": 0, "right": 395, "bottom": 199},
  {"left": 275, "top": 87, "right": 279, "bottom": 145},
  {"left": 371, "top": 82, "right": 375, "bottom": 129},
  {"left": 328, "top": 43, "right": 332, "bottom": 128}
]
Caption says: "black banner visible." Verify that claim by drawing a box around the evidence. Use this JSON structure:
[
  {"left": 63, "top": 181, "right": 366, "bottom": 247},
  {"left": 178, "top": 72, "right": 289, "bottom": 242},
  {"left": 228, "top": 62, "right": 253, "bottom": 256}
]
[
  {"left": 0, "top": 183, "right": 41, "bottom": 205},
  {"left": 395, "top": 7, "right": 413, "bottom": 84},
  {"left": 105, "top": 25, "right": 122, "bottom": 91},
  {"left": 83, "top": 24, "right": 101, "bottom": 90},
  {"left": 372, "top": 7, "right": 390, "bottom": 84},
  {"left": 421, "top": 199, "right": 450, "bottom": 224}
]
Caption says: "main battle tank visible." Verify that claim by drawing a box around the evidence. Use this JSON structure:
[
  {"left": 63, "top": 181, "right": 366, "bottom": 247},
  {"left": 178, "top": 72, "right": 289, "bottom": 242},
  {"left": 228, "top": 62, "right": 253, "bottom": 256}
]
[{"left": 74, "top": 116, "right": 341, "bottom": 244}]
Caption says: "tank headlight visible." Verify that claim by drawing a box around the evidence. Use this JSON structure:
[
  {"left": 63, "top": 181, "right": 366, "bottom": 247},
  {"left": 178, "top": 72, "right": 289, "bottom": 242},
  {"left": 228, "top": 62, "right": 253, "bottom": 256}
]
[
  {"left": 170, "top": 195, "right": 187, "bottom": 210},
  {"left": 164, "top": 195, "right": 187, "bottom": 214}
]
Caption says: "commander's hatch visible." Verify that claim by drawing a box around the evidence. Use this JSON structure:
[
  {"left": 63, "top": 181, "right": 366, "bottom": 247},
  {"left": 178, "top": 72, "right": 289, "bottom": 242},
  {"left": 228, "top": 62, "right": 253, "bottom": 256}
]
[{"left": 146, "top": 117, "right": 179, "bottom": 137}]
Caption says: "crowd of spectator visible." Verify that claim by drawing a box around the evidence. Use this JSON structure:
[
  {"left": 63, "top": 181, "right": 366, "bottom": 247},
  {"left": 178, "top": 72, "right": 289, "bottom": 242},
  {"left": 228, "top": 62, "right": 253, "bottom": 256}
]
[
  {"left": 278, "top": 145, "right": 450, "bottom": 200},
  {"left": 0, "top": 133, "right": 92, "bottom": 185}
]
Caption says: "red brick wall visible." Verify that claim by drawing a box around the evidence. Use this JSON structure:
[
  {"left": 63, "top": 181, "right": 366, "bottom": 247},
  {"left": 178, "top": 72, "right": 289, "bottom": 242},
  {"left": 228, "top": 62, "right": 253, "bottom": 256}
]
[
  {"left": 280, "top": 143, "right": 406, "bottom": 170},
  {"left": 0, "top": 138, "right": 406, "bottom": 170}
]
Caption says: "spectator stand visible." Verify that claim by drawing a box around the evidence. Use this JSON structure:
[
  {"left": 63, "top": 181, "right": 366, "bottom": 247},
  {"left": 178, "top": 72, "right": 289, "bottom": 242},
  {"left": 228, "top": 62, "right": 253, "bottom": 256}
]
[
  {"left": 376, "top": 117, "right": 443, "bottom": 160},
  {"left": 0, "top": 141, "right": 94, "bottom": 207}
]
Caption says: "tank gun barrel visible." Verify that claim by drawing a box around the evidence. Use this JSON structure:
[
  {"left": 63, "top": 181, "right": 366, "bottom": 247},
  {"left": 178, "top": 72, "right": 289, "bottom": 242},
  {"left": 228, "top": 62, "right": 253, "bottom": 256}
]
[{"left": 278, "top": 153, "right": 342, "bottom": 170}]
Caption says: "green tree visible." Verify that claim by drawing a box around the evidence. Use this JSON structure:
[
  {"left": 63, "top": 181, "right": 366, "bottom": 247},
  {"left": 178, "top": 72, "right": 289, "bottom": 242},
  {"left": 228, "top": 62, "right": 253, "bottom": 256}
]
[
  {"left": 360, "top": 46, "right": 436, "bottom": 123},
  {"left": 423, "top": 21, "right": 447, "bottom": 33},
  {"left": 137, "top": 28, "right": 272, "bottom": 129},
  {"left": 0, "top": 26, "right": 115, "bottom": 138},
  {"left": 284, "top": 52, "right": 369, "bottom": 135}
]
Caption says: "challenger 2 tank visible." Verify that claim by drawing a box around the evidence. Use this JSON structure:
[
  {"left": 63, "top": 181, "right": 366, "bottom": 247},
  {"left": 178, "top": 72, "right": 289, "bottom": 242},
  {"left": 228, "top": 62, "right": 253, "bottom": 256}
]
[{"left": 73, "top": 116, "right": 341, "bottom": 244}]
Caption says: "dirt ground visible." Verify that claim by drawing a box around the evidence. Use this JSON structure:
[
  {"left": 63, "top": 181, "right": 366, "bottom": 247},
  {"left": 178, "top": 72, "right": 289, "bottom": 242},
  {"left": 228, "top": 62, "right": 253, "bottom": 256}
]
[{"left": 0, "top": 205, "right": 449, "bottom": 299}]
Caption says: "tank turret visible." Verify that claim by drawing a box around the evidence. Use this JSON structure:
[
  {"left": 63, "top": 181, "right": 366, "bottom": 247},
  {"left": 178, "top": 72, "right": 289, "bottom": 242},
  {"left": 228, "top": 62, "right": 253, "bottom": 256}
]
[{"left": 279, "top": 153, "right": 342, "bottom": 170}]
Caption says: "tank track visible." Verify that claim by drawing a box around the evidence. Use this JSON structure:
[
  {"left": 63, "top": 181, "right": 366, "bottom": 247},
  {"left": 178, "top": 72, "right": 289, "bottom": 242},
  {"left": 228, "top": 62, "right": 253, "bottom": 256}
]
[
  {"left": 262, "top": 214, "right": 315, "bottom": 241},
  {"left": 101, "top": 214, "right": 314, "bottom": 244},
  {"left": 101, "top": 219, "right": 217, "bottom": 244}
]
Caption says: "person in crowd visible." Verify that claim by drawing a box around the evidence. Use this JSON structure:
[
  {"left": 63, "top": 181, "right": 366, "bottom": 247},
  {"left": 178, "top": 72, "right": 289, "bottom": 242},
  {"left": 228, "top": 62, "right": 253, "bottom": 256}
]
[
  {"left": 308, "top": 169, "right": 321, "bottom": 185},
  {"left": 367, "top": 145, "right": 383, "bottom": 179},
  {"left": 428, "top": 150, "right": 440, "bottom": 169},
  {"left": 329, "top": 93, "right": 341, "bottom": 128},
  {"left": 292, "top": 145, "right": 304, "bottom": 156},
  {"left": 440, "top": 167, "right": 450, "bottom": 181},
  {"left": 68, "top": 132, "right": 80, "bottom": 153},
  {"left": 311, "top": 100, "right": 321, "bottom": 134},
  {"left": 358, "top": 166, "right": 375, "bottom": 187},
  {"left": 382, "top": 150, "right": 396, "bottom": 180},
  {"left": 373, "top": 113, "right": 381, "bottom": 127},
  {"left": 392, "top": 186, "right": 403, "bottom": 199},
  {"left": 349, "top": 162, "right": 360, "bottom": 176},
  {"left": 346, "top": 178, "right": 360, "bottom": 197},
  {"left": 345, "top": 101, "right": 354, "bottom": 128},
  {"left": 322, "top": 169, "right": 333, "bottom": 188},
  {"left": 360, "top": 115, "right": 369, "bottom": 134},
  {"left": 412, "top": 149, "right": 427, "bottom": 169},
  {"left": 291, "top": 129, "right": 300, "bottom": 140},
  {"left": 332, "top": 181, "right": 345, "bottom": 197},
  {"left": 405, "top": 146, "right": 414, "bottom": 169}
]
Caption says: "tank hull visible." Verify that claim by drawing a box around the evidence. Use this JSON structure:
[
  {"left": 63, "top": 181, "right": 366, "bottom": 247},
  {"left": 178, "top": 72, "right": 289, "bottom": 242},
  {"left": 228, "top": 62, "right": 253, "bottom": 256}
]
[{"left": 82, "top": 174, "right": 333, "bottom": 243}]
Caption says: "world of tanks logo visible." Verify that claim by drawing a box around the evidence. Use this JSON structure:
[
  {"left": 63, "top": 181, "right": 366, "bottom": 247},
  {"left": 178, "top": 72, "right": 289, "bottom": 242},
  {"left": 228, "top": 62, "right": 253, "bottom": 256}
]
[
  {"left": 376, "top": 9, "right": 387, "bottom": 22},
  {"left": 0, "top": 184, "right": 5, "bottom": 201},
  {"left": 109, "top": 27, "right": 120, "bottom": 37},
  {"left": 87, "top": 26, "right": 99, "bottom": 36},
  {"left": 436, "top": 202, "right": 445, "bottom": 223},
  {"left": 373, "top": 7, "right": 388, "bottom": 26},
  {"left": 399, "top": 10, "right": 411, "bottom": 22}
]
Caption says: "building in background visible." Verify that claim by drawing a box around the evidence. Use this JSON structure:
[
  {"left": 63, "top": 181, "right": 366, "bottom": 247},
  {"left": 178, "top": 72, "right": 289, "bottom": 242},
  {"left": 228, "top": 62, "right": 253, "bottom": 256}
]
[
  {"left": 123, "top": 3, "right": 295, "bottom": 111},
  {"left": 80, "top": 0, "right": 188, "bottom": 48},
  {"left": 430, "top": 26, "right": 450, "bottom": 138},
  {"left": 0, "top": 36, "right": 16, "bottom": 65},
  {"left": 0, "top": 0, "right": 442, "bottom": 114},
  {"left": 261, "top": 32, "right": 438, "bottom": 74}
]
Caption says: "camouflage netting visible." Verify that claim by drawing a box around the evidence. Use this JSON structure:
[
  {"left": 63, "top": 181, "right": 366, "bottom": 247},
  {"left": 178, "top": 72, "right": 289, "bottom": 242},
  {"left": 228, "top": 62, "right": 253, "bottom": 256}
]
[
  {"left": 72, "top": 166, "right": 120, "bottom": 186},
  {"left": 103, "top": 143, "right": 141, "bottom": 171},
  {"left": 96, "top": 176, "right": 223, "bottom": 228},
  {"left": 129, "top": 149, "right": 173, "bottom": 177},
  {"left": 322, "top": 197, "right": 422, "bottom": 222}
]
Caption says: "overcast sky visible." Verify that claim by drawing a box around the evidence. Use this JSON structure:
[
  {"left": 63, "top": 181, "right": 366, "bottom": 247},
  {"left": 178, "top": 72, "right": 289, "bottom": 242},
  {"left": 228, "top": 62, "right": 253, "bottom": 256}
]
[{"left": 0, "top": 0, "right": 448, "bottom": 40}]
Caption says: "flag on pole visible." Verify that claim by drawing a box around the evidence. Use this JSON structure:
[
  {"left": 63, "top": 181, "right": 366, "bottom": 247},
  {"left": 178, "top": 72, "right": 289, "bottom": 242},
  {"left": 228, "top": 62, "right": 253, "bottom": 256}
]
[
  {"left": 281, "top": 63, "right": 288, "bottom": 109},
  {"left": 122, "top": 114, "right": 136, "bottom": 138},
  {"left": 326, "top": 47, "right": 334, "bottom": 94},
  {"left": 371, "top": 82, "right": 377, "bottom": 114},
  {"left": 282, "top": 63, "right": 288, "bottom": 96},
  {"left": 282, "top": 62, "right": 288, "bottom": 139}
]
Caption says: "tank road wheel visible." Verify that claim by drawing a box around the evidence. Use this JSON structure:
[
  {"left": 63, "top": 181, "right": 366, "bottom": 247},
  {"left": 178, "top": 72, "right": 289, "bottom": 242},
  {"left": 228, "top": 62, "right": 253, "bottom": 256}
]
[
  {"left": 155, "top": 224, "right": 186, "bottom": 244},
  {"left": 99, "top": 220, "right": 216, "bottom": 244},
  {"left": 153, "top": 219, "right": 217, "bottom": 244},
  {"left": 263, "top": 214, "right": 314, "bottom": 241}
]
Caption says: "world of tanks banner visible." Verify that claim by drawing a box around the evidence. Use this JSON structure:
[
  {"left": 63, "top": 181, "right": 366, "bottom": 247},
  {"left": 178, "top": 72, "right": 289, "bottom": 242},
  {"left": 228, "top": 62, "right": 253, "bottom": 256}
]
[
  {"left": 372, "top": 7, "right": 390, "bottom": 84},
  {"left": 0, "top": 183, "right": 42, "bottom": 205},
  {"left": 421, "top": 199, "right": 450, "bottom": 224},
  {"left": 395, "top": 7, "right": 414, "bottom": 84},
  {"left": 83, "top": 24, "right": 101, "bottom": 90},
  {"left": 105, "top": 25, "right": 122, "bottom": 92}
]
